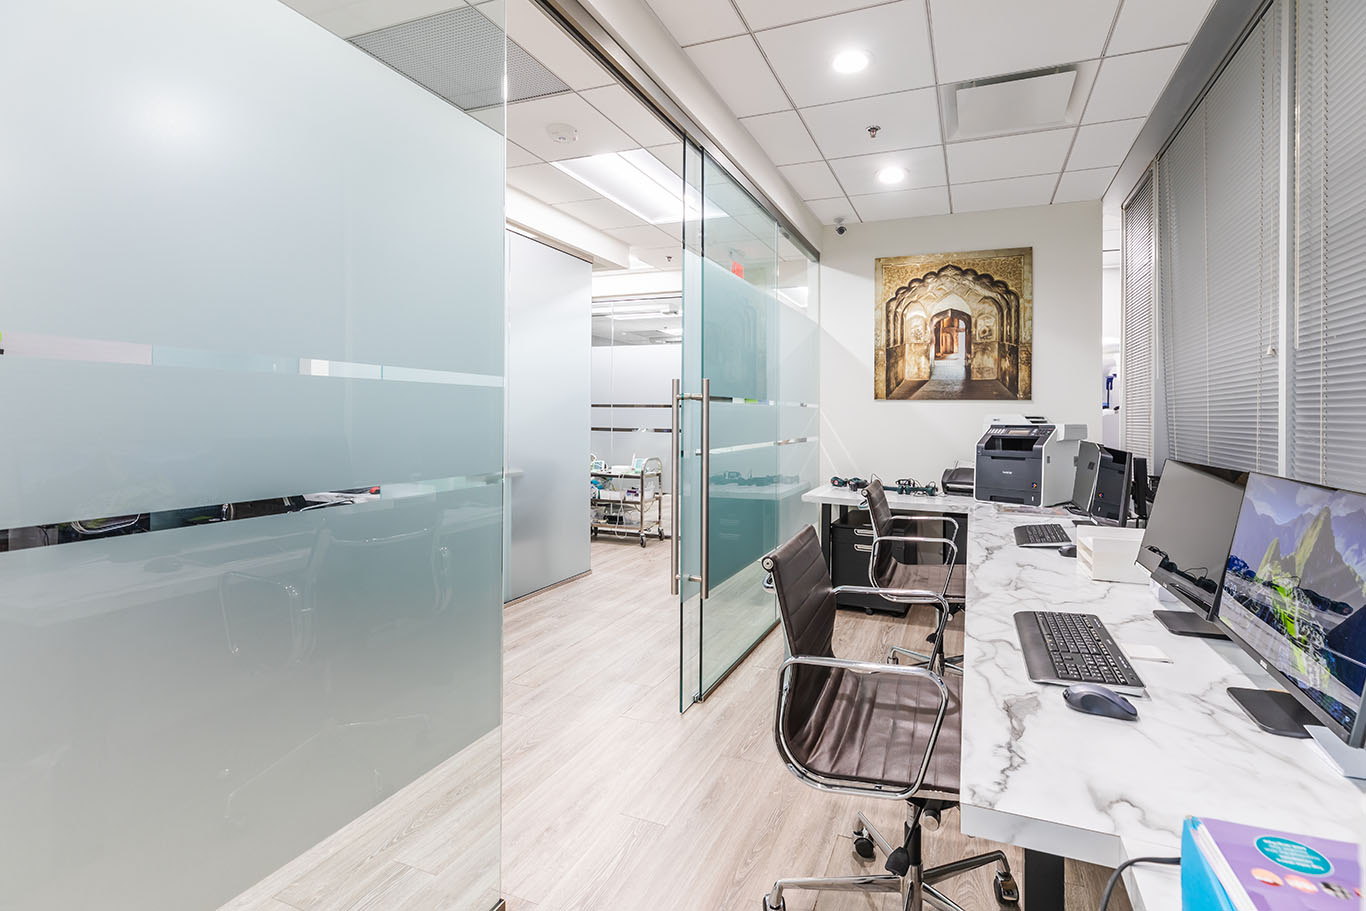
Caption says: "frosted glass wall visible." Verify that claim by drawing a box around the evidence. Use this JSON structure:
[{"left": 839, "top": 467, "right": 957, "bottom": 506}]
[
  {"left": 0, "top": 1, "right": 505, "bottom": 908},
  {"left": 506, "top": 233, "right": 590, "bottom": 601}
]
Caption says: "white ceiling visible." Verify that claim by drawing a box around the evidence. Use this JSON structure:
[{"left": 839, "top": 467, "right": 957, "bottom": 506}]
[{"left": 648, "top": 0, "right": 1215, "bottom": 224}]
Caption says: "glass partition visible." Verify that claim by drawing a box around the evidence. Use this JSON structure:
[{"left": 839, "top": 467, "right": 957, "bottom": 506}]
[
  {"left": 679, "top": 148, "right": 819, "bottom": 704},
  {"left": 0, "top": 1, "right": 505, "bottom": 908}
]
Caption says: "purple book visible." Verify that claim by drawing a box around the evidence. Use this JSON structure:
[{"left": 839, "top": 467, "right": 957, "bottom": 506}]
[{"left": 1198, "top": 817, "right": 1362, "bottom": 909}]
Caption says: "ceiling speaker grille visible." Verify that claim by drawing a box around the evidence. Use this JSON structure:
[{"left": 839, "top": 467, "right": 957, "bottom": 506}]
[{"left": 351, "top": 8, "right": 570, "bottom": 113}]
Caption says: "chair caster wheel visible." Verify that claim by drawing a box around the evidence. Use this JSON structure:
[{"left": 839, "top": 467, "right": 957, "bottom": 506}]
[
  {"left": 994, "top": 870, "right": 1020, "bottom": 905},
  {"left": 885, "top": 846, "right": 910, "bottom": 877},
  {"left": 864, "top": 607, "right": 875, "bottom": 616},
  {"left": 852, "top": 834, "right": 876, "bottom": 860},
  {"left": 761, "top": 895, "right": 785, "bottom": 910}
]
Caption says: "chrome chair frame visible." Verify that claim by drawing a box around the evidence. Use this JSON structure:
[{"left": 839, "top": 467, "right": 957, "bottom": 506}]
[
  {"left": 856, "top": 484, "right": 965, "bottom": 674},
  {"left": 763, "top": 642, "right": 1012, "bottom": 911}
]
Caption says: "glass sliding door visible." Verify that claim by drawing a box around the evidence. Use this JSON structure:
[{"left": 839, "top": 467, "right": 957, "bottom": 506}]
[
  {"left": 677, "top": 147, "right": 820, "bottom": 706},
  {"left": 0, "top": 1, "right": 505, "bottom": 908}
]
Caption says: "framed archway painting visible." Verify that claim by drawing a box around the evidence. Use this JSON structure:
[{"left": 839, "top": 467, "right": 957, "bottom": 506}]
[{"left": 874, "top": 247, "right": 1033, "bottom": 401}]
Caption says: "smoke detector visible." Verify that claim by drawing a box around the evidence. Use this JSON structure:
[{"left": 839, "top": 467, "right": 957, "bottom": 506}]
[{"left": 547, "top": 122, "right": 579, "bottom": 144}]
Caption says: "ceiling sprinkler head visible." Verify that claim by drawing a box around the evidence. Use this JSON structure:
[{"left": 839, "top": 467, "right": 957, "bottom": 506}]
[{"left": 868, "top": 125, "right": 881, "bottom": 139}]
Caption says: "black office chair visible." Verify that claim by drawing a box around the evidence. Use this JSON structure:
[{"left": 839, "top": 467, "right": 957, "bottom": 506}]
[
  {"left": 760, "top": 526, "right": 1018, "bottom": 911},
  {"left": 861, "top": 477, "right": 965, "bottom": 674}
]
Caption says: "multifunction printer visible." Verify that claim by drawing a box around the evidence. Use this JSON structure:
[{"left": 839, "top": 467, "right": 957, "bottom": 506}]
[{"left": 974, "top": 420, "right": 1088, "bottom": 506}]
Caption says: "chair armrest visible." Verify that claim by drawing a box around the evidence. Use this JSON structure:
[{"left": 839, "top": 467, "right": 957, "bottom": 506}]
[
  {"left": 774, "top": 655, "right": 949, "bottom": 800},
  {"left": 872, "top": 535, "right": 958, "bottom": 568},
  {"left": 833, "top": 584, "right": 949, "bottom": 607}
]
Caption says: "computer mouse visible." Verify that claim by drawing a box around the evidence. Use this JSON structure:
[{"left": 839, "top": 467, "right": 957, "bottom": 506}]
[
  {"left": 1057, "top": 544, "right": 1078, "bottom": 558},
  {"left": 1062, "top": 683, "right": 1138, "bottom": 721}
]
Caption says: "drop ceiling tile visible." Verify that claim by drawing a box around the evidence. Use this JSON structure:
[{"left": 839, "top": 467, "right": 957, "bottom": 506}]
[
  {"left": 946, "top": 128, "right": 1073, "bottom": 183},
  {"left": 850, "top": 186, "right": 950, "bottom": 222},
  {"left": 508, "top": 163, "right": 600, "bottom": 205},
  {"left": 505, "top": 0, "right": 613, "bottom": 90},
  {"left": 1083, "top": 46, "right": 1186, "bottom": 123},
  {"left": 1052, "top": 166, "right": 1117, "bottom": 203},
  {"left": 505, "top": 93, "right": 636, "bottom": 161},
  {"left": 555, "top": 198, "right": 648, "bottom": 230},
  {"left": 951, "top": 174, "right": 1058, "bottom": 213},
  {"left": 306, "top": 0, "right": 469, "bottom": 37},
  {"left": 928, "top": 0, "right": 1120, "bottom": 83},
  {"left": 685, "top": 35, "right": 792, "bottom": 118},
  {"left": 806, "top": 197, "right": 862, "bottom": 225},
  {"left": 608, "top": 224, "right": 679, "bottom": 248},
  {"left": 827, "top": 145, "right": 946, "bottom": 195},
  {"left": 633, "top": 246, "right": 685, "bottom": 271},
  {"left": 780, "top": 161, "right": 845, "bottom": 199},
  {"left": 646, "top": 0, "right": 746, "bottom": 46},
  {"left": 580, "top": 84, "right": 679, "bottom": 147},
  {"left": 735, "top": 0, "right": 897, "bottom": 31},
  {"left": 1066, "top": 117, "right": 1143, "bottom": 170},
  {"left": 755, "top": 2, "right": 935, "bottom": 108},
  {"left": 800, "top": 88, "right": 940, "bottom": 159},
  {"left": 506, "top": 141, "right": 540, "bottom": 166},
  {"left": 1107, "top": 0, "right": 1214, "bottom": 55},
  {"left": 740, "top": 110, "right": 824, "bottom": 166}
]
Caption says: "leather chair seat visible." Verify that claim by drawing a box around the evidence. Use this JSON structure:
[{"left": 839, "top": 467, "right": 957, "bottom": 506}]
[
  {"left": 786, "top": 666, "right": 961, "bottom": 795},
  {"left": 877, "top": 562, "right": 965, "bottom": 603}
]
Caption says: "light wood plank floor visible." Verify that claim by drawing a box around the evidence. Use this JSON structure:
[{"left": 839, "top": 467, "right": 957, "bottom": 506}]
[
  {"left": 501, "top": 535, "right": 1132, "bottom": 911},
  {"left": 225, "top": 528, "right": 1131, "bottom": 911}
]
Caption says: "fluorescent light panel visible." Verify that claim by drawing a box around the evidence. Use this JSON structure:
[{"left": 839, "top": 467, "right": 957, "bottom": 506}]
[{"left": 553, "top": 151, "right": 726, "bottom": 225}]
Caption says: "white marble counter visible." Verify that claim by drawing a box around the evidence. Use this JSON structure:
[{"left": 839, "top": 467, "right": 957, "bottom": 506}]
[{"left": 803, "top": 486, "right": 1366, "bottom": 910}]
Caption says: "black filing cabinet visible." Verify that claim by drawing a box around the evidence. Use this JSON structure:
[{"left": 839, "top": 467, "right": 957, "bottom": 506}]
[{"left": 829, "top": 507, "right": 969, "bottom": 615}]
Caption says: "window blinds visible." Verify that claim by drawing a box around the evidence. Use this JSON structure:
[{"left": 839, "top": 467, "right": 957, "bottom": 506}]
[
  {"left": 1292, "top": 0, "right": 1366, "bottom": 491},
  {"left": 1121, "top": 172, "right": 1156, "bottom": 464},
  {"left": 1156, "top": 4, "right": 1281, "bottom": 473}
]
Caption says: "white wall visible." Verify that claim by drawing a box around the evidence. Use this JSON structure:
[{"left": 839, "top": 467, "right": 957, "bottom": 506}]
[
  {"left": 819, "top": 201, "right": 1103, "bottom": 483},
  {"left": 590, "top": 342, "right": 680, "bottom": 486},
  {"left": 506, "top": 233, "right": 591, "bottom": 600}
]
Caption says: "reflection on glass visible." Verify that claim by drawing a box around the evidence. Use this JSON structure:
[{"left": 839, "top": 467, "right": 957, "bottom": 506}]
[
  {"left": 0, "top": 0, "right": 505, "bottom": 907},
  {"left": 689, "top": 154, "right": 821, "bottom": 697}
]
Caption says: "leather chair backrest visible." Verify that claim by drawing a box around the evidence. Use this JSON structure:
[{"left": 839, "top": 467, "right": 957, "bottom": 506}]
[
  {"left": 863, "top": 478, "right": 896, "bottom": 582},
  {"left": 767, "top": 525, "right": 836, "bottom": 660}
]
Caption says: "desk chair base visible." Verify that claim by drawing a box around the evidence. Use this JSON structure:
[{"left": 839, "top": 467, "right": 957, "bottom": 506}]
[{"left": 762, "top": 805, "right": 1017, "bottom": 911}]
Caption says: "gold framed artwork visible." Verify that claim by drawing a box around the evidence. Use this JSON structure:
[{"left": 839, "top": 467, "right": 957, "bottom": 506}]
[{"left": 873, "top": 247, "right": 1033, "bottom": 401}]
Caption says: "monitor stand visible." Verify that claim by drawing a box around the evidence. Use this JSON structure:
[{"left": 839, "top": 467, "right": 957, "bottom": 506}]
[
  {"left": 1153, "top": 609, "right": 1228, "bottom": 639},
  {"left": 1227, "top": 687, "right": 1317, "bottom": 738},
  {"left": 1307, "top": 726, "right": 1366, "bottom": 780}
]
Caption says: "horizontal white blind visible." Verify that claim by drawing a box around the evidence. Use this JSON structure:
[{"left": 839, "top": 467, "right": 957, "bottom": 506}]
[
  {"left": 1159, "top": 4, "right": 1281, "bottom": 473},
  {"left": 1292, "top": 0, "right": 1366, "bottom": 491},
  {"left": 1159, "top": 105, "right": 1211, "bottom": 466},
  {"left": 1121, "top": 171, "right": 1156, "bottom": 463},
  {"left": 1204, "top": 7, "right": 1280, "bottom": 472}
]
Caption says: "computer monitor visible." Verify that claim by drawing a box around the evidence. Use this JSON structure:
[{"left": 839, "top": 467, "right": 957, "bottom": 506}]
[
  {"left": 1217, "top": 472, "right": 1366, "bottom": 749},
  {"left": 1089, "top": 445, "right": 1132, "bottom": 525},
  {"left": 1067, "top": 441, "right": 1101, "bottom": 512},
  {"left": 1138, "top": 460, "right": 1248, "bottom": 637}
]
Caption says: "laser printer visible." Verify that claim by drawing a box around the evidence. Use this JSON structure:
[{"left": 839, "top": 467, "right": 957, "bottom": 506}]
[{"left": 974, "top": 421, "right": 1087, "bottom": 506}]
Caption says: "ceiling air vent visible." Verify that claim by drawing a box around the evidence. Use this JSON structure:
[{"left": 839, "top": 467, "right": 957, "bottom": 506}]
[{"left": 941, "top": 64, "right": 1095, "bottom": 142}]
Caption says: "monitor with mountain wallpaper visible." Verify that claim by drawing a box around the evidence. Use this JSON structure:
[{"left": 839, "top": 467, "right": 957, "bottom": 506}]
[{"left": 1217, "top": 472, "right": 1366, "bottom": 746}]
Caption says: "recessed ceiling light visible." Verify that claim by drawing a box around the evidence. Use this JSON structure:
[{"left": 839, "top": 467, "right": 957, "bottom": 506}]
[
  {"left": 831, "top": 49, "right": 870, "bottom": 75},
  {"left": 877, "top": 166, "right": 907, "bottom": 185}
]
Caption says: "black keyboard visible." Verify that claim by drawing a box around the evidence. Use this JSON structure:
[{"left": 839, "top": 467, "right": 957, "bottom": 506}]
[
  {"left": 1013, "top": 523, "right": 1072, "bottom": 547},
  {"left": 1014, "top": 611, "right": 1146, "bottom": 695}
]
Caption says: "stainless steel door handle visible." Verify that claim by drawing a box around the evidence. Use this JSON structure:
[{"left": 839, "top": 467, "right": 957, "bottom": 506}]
[
  {"left": 671, "top": 378, "right": 680, "bottom": 595},
  {"left": 700, "top": 377, "right": 710, "bottom": 599}
]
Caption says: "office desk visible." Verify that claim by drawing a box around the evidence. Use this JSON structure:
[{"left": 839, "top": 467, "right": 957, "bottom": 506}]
[{"left": 803, "top": 485, "right": 1365, "bottom": 910}]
